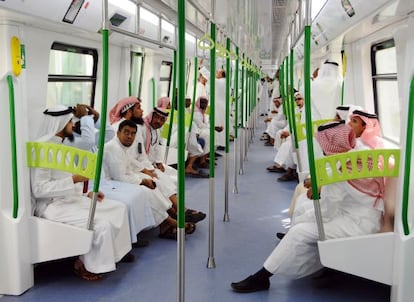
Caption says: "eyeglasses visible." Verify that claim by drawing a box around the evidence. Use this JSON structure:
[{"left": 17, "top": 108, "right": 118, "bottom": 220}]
[{"left": 295, "top": 98, "right": 303, "bottom": 101}]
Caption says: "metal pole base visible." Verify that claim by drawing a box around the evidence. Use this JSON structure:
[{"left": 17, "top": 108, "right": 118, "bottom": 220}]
[
  {"left": 223, "top": 213, "right": 230, "bottom": 222},
  {"left": 207, "top": 257, "right": 216, "bottom": 269},
  {"left": 232, "top": 186, "right": 238, "bottom": 194},
  {"left": 238, "top": 169, "right": 244, "bottom": 175}
]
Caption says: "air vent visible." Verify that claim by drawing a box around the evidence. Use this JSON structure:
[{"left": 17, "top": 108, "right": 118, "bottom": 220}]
[{"left": 110, "top": 13, "right": 127, "bottom": 27}]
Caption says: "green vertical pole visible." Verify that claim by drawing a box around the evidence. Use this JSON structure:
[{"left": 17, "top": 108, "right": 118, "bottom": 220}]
[
  {"left": 177, "top": 0, "right": 186, "bottom": 300},
  {"left": 128, "top": 79, "right": 132, "bottom": 96},
  {"left": 240, "top": 54, "right": 245, "bottom": 128},
  {"left": 88, "top": 0, "right": 109, "bottom": 230},
  {"left": 285, "top": 56, "right": 293, "bottom": 134},
  {"left": 6, "top": 75, "right": 19, "bottom": 219},
  {"left": 224, "top": 37, "right": 231, "bottom": 222},
  {"left": 225, "top": 38, "right": 231, "bottom": 153},
  {"left": 209, "top": 23, "right": 216, "bottom": 178},
  {"left": 402, "top": 77, "right": 414, "bottom": 235},
  {"left": 304, "top": 0, "right": 325, "bottom": 241},
  {"left": 234, "top": 48, "right": 239, "bottom": 139},
  {"left": 280, "top": 62, "right": 286, "bottom": 116},
  {"left": 290, "top": 49, "right": 298, "bottom": 149},
  {"left": 233, "top": 46, "right": 239, "bottom": 193},
  {"left": 207, "top": 22, "right": 216, "bottom": 269}
]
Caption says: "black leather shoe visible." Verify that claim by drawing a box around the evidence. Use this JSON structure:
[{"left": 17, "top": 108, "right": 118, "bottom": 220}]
[
  {"left": 276, "top": 232, "right": 285, "bottom": 240},
  {"left": 231, "top": 275, "right": 270, "bottom": 293},
  {"left": 132, "top": 238, "right": 149, "bottom": 248}
]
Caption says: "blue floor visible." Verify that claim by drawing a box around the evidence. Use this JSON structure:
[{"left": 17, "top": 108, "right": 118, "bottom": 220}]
[{"left": 1, "top": 125, "right": 390, "bottom": 302}]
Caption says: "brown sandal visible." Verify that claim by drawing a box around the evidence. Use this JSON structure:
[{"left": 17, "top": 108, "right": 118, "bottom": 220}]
[
  {"left": 159, "top": 225, "right": 178, "bottom": 240},
  {"left": 73, "top": 259, "right": 103, "bottom": 281}
]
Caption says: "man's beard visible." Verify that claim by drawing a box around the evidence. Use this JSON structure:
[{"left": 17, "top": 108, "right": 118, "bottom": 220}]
[{"left": 131, "top": 116, "right": 144, "bottom": 125}]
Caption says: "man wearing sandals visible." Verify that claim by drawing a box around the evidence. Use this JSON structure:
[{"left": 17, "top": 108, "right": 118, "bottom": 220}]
[{"left": 31, "top": 105, "right": 132, "bottom": 280}]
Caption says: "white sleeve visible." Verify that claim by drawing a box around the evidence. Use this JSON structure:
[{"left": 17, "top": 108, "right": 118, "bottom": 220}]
[
  {"left": 103, "top": 142, "right": 143, "bottom": 184},
  {"left": 31, "top": 168, "right": 76, "bottom": 199},
  {"left": 66, "top": 116, "right": 95, "bottom": 151}
]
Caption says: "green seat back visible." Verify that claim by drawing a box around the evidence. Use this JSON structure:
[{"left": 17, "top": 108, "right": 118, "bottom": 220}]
[
  {"left": 315, "top": 149, "right": 400, "bottom": 187},
  {"left": 26, "top": 142, "right": 97, "bottom": 179},
  {"left": 296, "top": 119, "right": 332, "bottom": 142}
]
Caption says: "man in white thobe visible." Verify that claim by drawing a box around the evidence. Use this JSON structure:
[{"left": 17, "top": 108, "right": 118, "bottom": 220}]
[
  {"left": 66, "top": 104, "right": 155, "bottom": 245},
  {"left": 31, "top": 105, "right": 131, "bottom": 280}
]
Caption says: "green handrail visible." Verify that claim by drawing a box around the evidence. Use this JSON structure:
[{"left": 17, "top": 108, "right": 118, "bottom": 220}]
[
  {"left": 7, "top": 75, "right": 19, "bottom": 219},
  {"left": 402, "top": 76, "right": 414, "bottom": 235},
  {"left": 128, "top": 79, "right": 132, "bottom": 96},
  {"left": 234, "top": 47, "right": 239, "bottom": 139}
]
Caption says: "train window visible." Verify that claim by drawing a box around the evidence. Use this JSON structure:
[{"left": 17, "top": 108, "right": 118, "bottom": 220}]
[
  {"left": 159, "top": 61, "right": 173, "bottom": 98},
  {"left": 130, "top": 52, "right": 144, "bottom": 97},
  {"left": 48, "top": 42, "right": 98, "bottom": 107},
  {"left": 371, "top": 39, "right": 399, "bottom": 144},
  {"left": 140, "top": 7, "right": 159, "bottom": 40}
]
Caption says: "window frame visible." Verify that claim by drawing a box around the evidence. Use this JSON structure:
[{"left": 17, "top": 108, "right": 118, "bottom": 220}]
[
  {"left": 371, "top": 39, "right": 396, "bottom": 115},
  {"left": 159, "top": 60, "right": 173, "bottom": 97},
  {"left": 370, "top": 38, "right": 399, "bottom": 144},
  {"left": 130, "top": 51, "right": 145, "bottom": 98},
  {"left": 48, "top": 42, "right": 98, "bottom": 107}
]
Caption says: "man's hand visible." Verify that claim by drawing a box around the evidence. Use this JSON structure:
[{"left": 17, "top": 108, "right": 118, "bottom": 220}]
[
  {"left": 86, "top": 105, "right": 99, "bottom": 122},
  {"left": 87, "top": 191, "right": 105, "bottom": 202},
  {"left": 141, "top": 178, "right": 156, "bottom": 189},
  {"left": 72, "top": 175, "right": 89, "bottom": 183},
  {"left": 155, "top": 162, "right": 165, "bottom": 172},
  {"left": 280, "top": 131, "right": 290, "bottom": 139},
  {"left": 73, "top": 104, "right": 89, "bottom": 118},
  {"left": 215, "top": 126, "right": 224, "bottom": 132}
]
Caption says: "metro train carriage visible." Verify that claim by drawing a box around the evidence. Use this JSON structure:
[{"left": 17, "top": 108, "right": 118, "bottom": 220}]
[{"left": 0, "top": 0, "right": 414, "bottom": 301}]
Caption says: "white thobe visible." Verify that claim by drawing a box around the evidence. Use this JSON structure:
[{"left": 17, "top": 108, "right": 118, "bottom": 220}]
[
  {"left": 31, "top": 136, "right": 131, "bottom": 274},
  {"left": 143, "top": 124, "right": 178, "bottom": 185},
  {"left": 67, "top": 116, "right": 154, "bottom": 243},
  {"left": 263, "top": 181, "right": 382, "bottom": 278},
  {"left": 215, "top": 77, "right": 226, "bottom": 147},
  {"left": 266, "top": 140, "right": 383, "bottom": 278},
  {"left": 104, "top": 137, "right": 172, "bottom": 225}
]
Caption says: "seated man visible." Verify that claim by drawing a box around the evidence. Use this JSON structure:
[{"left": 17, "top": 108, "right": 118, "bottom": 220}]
[
  {"left": 193, "top": 96, "right": 223, "bottom": 168},
  {"left": 109, "top": 97, "right": 206, "bottom": 224},
  {"left": 263, "top": 96, "right": 286, "bottom": 147},
  {"left": 104, "top": 119, "right": 200, "bottom": 239},
  {"left": 231, "top": 114, "right": 384, "bottom": 293},
  {"left": 66, "top": 103, "right": 155, "bottom": 247},
  {"left": 31, "top": 105, "right": 132, "bottom": 281}
]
